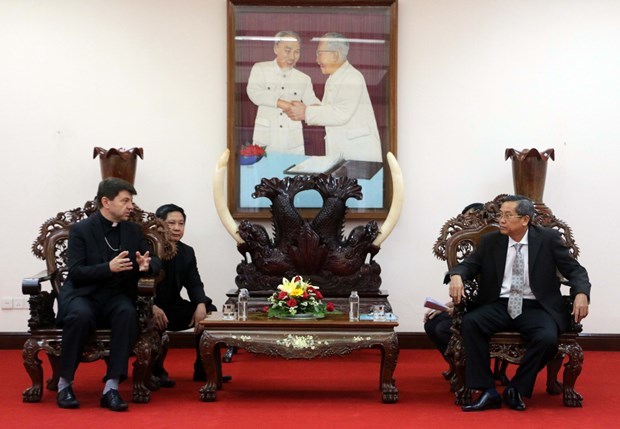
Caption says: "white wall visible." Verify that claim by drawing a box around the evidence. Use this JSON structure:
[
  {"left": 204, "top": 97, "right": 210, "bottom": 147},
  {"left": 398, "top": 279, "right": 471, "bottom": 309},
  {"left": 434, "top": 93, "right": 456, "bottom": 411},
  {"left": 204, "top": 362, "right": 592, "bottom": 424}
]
[{"left": 1, "top": 0, "right": 618, "bottom": 334}]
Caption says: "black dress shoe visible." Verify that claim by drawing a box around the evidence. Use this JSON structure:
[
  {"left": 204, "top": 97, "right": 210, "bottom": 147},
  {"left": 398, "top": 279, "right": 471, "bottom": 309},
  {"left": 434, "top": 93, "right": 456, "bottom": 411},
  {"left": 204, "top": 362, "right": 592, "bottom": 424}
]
[
  {"left": 503, "top": 387, "right": 526, "bottom": 411},
  {"left": 57, "top": 386, "right": 79, "bottom": 409},
  {"left": 194, "top": 358, "right": 231, "bottom": 383},
  {"left": 100, "top": 389, "right": 128, "bottom": 412},
  {"left": 192, "top": 369, "right": 232, "bottom": 383},
  {"left": 158, "top": 374, "right": 177, "bottom": 388},
  {"left": 461, "top": 389, "right": 502, "bottom": 412}
]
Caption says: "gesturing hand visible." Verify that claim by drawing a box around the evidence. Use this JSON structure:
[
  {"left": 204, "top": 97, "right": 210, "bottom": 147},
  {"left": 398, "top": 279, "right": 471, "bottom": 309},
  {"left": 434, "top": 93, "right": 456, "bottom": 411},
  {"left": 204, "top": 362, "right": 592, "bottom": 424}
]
[
  {"left": 109, "top": 251, "right": 133, "bottom": 273},
  {"left": 135, "top": 250, "right": 151, "bottom": 272}
]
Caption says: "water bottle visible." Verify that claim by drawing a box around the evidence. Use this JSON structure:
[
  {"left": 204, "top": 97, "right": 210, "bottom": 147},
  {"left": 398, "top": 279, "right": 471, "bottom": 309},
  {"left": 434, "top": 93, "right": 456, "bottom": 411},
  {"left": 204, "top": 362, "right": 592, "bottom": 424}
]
[
  {"left": 349, "top": 291, "right": 360, "bottom": 322},
  {"left": 237, "top": 288, "right": 249, "bottom": 321}
]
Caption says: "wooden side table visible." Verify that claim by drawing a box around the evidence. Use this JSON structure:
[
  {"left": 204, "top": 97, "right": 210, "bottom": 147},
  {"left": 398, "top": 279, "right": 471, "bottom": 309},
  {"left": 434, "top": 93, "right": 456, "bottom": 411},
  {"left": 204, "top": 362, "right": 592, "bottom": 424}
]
[{"left": 198, "top": 312, "right": 399, "bottom": 403}]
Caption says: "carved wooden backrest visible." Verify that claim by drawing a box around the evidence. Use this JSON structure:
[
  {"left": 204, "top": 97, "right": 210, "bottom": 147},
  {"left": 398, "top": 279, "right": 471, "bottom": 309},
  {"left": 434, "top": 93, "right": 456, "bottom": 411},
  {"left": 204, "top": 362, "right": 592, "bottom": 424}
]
[
  {"left": 435, "top": 195, "right": 582, "bottom": 332},
  {"left": 434, "top": 194, "right": 579, "bottom": 263},
  {"left": 446, "top": 224, "right": 499, "bottom": 270},
  {"left": 31, "top": 200, "right": 174, "bottom": 295}
]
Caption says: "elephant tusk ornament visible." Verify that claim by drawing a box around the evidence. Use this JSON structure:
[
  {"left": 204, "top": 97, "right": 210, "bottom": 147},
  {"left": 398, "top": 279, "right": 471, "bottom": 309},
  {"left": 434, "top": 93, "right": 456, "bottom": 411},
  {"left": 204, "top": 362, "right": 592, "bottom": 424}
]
[
  {"left": 372, "top": 152, "right": 404, "bottom": 247},
  {"left": 212, "top": 149, "right": 244, "bottom": 244}
]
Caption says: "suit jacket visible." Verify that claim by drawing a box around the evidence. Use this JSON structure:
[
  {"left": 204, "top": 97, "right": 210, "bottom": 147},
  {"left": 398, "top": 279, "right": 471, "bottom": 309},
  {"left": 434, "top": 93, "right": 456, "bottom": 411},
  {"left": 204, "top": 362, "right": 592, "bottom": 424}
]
[
  {"left": 247, "top": 60, "right": 320, "bottom": 153},
  {"left": 57, "top": 211, "right": 161, "bottom": 321},
  {"left": 447, "top": 224, "right": 591, "bottom": 333},
  {"left": 305, "top": 61, "right": 383, "bottom": 162},
  {"left": 154, "top": 241, "right": 214, "bottom": 310}
]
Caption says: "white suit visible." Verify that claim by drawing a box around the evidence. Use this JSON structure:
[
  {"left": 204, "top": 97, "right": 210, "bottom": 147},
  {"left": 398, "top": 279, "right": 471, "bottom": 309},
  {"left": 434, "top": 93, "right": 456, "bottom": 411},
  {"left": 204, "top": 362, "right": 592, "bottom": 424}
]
[
  {"left": 247, "top": 60, "right": 320, "bottom": 154},
  {"left": 304, "top": 61, "right": 382, "bottom": 162}
]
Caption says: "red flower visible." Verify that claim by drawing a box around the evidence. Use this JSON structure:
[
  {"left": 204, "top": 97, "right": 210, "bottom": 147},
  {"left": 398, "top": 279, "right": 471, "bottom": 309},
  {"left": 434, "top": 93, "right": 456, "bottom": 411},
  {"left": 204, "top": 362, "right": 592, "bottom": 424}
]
[
  {"left": 302, "top": 291, "right": 309, "bottom": 299},
  {"left": 307, "top": 286, "right": 315, "bottom": 293},
  {"left": 240, "top": 144, "right": 266, "bottom": 156},
  {"left": 278, "top": 292, "right": 288, "bottom": 300},
  {"left": 326, "top": 302, "right": 335, "bottom": 312},
  {"left": 286, "top": 298, "right": 298, "bottom": 308},
  {"left": 262, "top": 306, "right": 270, "bottom": 313},
  {"left": 315, "top": 290, "right": 323, "bottom": 299},
  {"left": 293, "top": 275, "right": 301, "bottom": 283}
]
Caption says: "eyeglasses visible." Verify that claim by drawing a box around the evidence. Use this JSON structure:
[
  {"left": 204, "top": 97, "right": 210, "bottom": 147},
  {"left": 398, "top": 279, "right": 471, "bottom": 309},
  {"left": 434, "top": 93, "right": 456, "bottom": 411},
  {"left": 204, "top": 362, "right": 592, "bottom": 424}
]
[
  {"left": 315, "top": 50, "right": 335, "bottom": 57},
  {"left": 496, "top": 213, "right": 523, "bottom": 221}
]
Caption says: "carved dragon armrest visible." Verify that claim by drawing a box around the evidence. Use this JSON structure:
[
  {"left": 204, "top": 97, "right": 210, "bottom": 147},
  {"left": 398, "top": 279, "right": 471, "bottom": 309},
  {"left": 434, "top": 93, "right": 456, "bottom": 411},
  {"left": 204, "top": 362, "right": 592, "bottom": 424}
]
[
  {"left": 22, "top": 270, "right": 58, "bottom": 330},
  {"left": 137, "top": 276, "right": 157, "bottom": 297},
  {"left": 22, "top": 270, "right": 52, "bottom": 295},
  {"left": 563, "top": 295, "right": 583, "bottom": 334},
  {"left": 135, "top": 275, "right": 162, "bottom": 336}
]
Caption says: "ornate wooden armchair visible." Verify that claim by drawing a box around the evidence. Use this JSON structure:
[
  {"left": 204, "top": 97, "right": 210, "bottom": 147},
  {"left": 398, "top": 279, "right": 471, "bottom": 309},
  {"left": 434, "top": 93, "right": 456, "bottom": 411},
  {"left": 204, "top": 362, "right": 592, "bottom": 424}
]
[
  {"left": 433, "top": 195, "right": 584, "bottom": 407},
  {"left": 21, "top": 200, "right": 174, "bottom": 404}
]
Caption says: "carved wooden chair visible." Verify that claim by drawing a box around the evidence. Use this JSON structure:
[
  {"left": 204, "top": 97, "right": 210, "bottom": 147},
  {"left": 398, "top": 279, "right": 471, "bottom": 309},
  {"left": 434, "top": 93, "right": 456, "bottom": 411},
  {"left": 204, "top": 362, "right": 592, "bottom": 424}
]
[
  {"left": 433, "top": 196, "right": 584, "bottom": 407},
  {"left": 21, "top": 201, "right": 174, "bottom": 404}
]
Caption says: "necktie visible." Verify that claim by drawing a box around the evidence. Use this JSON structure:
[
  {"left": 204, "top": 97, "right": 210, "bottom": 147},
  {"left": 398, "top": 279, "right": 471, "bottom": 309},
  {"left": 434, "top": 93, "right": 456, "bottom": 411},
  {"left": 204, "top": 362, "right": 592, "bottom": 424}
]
[{"left": 508, "top": 243, "right": 524, "bottom": 319}]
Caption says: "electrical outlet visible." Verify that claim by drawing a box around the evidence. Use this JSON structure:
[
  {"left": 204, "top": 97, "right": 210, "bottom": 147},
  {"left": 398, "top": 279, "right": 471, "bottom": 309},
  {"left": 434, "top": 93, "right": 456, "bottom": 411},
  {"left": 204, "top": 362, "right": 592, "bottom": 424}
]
[
  {"left": 13, "top": 297, "right": 27, "bottom": 309},
  {"left": 1, "top": 297, "right": 12, "bottom": 309}
]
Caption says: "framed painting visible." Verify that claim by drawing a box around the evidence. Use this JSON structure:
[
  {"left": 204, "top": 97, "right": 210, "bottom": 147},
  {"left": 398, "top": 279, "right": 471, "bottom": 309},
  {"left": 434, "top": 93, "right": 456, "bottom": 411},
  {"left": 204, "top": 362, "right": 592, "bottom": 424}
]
[{"left": 227, "top": 0, "right": 398, "bottom": 219}]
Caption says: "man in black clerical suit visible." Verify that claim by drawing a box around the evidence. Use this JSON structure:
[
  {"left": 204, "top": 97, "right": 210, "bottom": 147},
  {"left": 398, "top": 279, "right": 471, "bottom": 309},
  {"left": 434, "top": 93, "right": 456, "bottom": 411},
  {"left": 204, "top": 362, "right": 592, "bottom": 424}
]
[
  {"left": 151, "top": 204, "right": 219, "bottom": 386},
  {"left": 56, "top": 178, "right": 161, "bottom": 411},
  {"left": 446, "top": 195, "right": 591, "bottom": 412}
]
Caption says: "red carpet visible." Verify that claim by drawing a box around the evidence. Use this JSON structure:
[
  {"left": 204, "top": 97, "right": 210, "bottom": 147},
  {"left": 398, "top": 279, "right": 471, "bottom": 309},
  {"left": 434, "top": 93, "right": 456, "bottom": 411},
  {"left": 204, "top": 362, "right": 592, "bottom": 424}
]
[{"left": 3, "top": 349, "right": 618, "bottom": 428}]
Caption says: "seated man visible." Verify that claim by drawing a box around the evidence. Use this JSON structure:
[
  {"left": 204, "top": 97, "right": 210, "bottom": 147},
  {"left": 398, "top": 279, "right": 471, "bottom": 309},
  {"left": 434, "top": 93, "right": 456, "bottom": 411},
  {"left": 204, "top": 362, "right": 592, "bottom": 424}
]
[
  {"left": 56, "top": 178, "right": 160, "bottom": 411},
  {"left": 423, "top": 301, "right": 454, "bottom": 379},
  {"left": 447, "top": 195, "right": 591, "bottom": 412},
  {"left": 152, "top": 204, "right": 226, "bottom": 385}
]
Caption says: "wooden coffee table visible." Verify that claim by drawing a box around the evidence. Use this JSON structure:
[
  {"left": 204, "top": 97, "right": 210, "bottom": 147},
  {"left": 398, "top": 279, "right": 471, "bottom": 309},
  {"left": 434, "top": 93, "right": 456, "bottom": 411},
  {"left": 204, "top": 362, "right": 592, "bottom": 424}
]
[{"left": 198, "top": 312, "right": 399, "bottom": 403}]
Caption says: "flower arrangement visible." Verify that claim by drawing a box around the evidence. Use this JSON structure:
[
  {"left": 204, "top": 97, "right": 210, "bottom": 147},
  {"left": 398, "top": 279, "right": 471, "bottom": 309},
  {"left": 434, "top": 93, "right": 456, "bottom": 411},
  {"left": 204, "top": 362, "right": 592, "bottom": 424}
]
[
  {"left": 266, "top": 276, "right": 335, "bottom": 318},
  {"left": 239, "top": 143, "right": 267, "bottom": 165},
  {"left": 240, "top": 143, "right": 267, "bottom": 157}
]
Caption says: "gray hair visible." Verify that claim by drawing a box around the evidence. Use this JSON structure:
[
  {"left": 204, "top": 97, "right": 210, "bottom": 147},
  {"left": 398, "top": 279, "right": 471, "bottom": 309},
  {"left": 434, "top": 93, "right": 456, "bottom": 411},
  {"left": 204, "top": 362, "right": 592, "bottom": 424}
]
[
  {"left": 320, "top": 32, "right": 349, "bottom": 61},
  {"left": 503, "top": 195, "right": 535, "bottom": 224},
  {"left": 274, "top": 31, "right": 301, "bottom": 47}
]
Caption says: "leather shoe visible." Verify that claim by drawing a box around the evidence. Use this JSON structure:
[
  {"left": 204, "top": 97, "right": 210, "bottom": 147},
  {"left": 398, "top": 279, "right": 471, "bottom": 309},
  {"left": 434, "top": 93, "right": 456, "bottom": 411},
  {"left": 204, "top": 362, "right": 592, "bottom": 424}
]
[
  {"left": 153, "top": 367, "right": 176, "bottom": 388},
  {"left": 100, "top": 389, "right": 128, "bottom": 412},
  {"left": 461, "top": 389, "right": 502, "bottom": 412},
  {"left": 57, "top": 386, "right": 79, "bottom": 409},
  {"left": 158, "top": 373, "right": 176, "bottom": 388},
  {"left": 503, "top": 387, "right": 526, "bottom": 411},
  {"left": 193, "top": 359, "right": 231, "bottom": 383},
  {"left": 192, "top": 369, "right": 232, "bottom": 383}
]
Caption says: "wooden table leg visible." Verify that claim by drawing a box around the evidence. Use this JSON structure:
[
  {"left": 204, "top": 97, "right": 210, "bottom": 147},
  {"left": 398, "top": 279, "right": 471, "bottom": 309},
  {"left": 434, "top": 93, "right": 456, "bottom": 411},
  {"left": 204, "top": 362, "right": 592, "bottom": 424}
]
[
  {"left": 198, "top": 331, "right": 221, "bottom": 402},
  {"left": 379, "top": 332, "right": 399, "bottom": 403}
]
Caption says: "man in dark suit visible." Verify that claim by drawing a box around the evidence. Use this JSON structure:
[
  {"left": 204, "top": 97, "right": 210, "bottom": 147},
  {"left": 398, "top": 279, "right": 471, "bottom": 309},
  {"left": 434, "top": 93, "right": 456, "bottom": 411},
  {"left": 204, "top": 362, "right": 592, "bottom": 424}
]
[
  {"left": 56, "top": 178, "right": 161, "bottom": 411},
  {"left": 151, "top": 204, "right": 219, "bottom": 386},
  {"left": 447, "top": 195, "right": 590, "bottom": 411}
]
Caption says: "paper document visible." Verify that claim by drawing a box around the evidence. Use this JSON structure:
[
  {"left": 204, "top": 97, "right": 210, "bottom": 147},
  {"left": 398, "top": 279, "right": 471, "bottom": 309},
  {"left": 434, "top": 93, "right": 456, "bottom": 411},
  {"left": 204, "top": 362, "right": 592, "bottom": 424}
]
[
  {"left": 284, "top": 155, "right": 344, "bottom": 175},
  {"left": 424, "top": 297, "right": 449, "bottom": 312}
]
